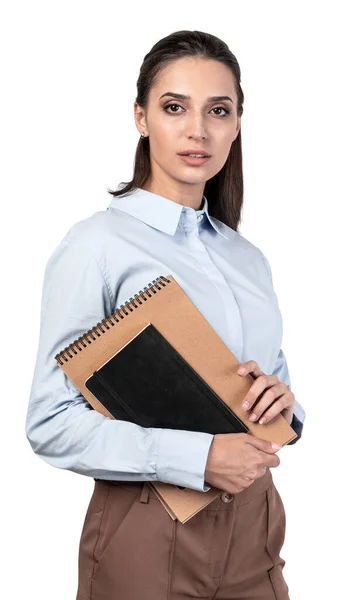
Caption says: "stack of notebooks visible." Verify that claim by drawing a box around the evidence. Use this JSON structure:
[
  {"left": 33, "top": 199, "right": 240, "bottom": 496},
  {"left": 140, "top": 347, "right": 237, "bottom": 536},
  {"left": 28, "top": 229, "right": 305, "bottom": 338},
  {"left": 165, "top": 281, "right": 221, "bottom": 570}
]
[{"left": 55, "top": 274, "right": 296, "bottom": 523}]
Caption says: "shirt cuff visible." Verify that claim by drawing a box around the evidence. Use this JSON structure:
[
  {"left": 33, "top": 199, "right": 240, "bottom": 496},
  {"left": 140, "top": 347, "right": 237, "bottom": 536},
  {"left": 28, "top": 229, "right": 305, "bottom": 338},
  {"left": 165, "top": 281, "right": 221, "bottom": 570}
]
[
  {"left": 155, "top": 428, "right": 214, "bottom": 492},
  {"left": 287, "top": 413, "right": 304, "bottom": 445}
]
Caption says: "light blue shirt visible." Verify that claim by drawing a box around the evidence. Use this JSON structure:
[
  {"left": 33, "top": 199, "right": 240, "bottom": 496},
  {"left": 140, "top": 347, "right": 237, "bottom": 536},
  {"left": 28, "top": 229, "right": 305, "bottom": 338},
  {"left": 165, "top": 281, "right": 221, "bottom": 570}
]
[{"left": 25, "top": 184, "right": 306, "bottom": 492}]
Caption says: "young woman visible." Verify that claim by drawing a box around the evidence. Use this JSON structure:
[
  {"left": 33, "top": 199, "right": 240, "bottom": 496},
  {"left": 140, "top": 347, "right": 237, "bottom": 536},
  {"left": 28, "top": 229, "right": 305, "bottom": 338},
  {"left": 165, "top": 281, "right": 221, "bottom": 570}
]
[{"left": 26, "top": 30, "right": 306, "bottom": 600}]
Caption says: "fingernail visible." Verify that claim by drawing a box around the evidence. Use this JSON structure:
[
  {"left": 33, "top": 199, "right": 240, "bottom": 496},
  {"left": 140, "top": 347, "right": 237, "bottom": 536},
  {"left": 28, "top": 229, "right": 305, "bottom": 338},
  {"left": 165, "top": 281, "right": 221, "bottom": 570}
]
[
  {"left": 259, "top": 417, "right": 266, "bottom": 425},
  {"left": 272, "top": 443, "right": 282, "bottom": 450},
  {"left": 242, "top": 401, "right": 250, "bottom": 410},
  {"left": 249, "top": 413, "right": 257, "bottom": 422},
  {"left": 238, "top": 367, "right": 246, "bottom": 375}
]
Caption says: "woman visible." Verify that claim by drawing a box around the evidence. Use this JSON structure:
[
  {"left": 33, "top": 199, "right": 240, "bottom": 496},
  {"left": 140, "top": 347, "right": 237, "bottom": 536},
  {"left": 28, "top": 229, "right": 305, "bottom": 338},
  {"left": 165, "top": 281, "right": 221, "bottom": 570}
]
[{"left": 26, "top": 30, "right": 305, "bottom": 599}]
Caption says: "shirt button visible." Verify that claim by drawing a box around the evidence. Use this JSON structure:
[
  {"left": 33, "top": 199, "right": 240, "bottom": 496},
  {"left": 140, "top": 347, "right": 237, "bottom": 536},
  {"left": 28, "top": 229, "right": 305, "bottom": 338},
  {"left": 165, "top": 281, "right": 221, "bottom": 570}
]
[
  {"left": 220, "top": 491, "right": 233, "bottom": 503},
  {"left": 197, "top": 215, "right": 203, "bottom": 221}
]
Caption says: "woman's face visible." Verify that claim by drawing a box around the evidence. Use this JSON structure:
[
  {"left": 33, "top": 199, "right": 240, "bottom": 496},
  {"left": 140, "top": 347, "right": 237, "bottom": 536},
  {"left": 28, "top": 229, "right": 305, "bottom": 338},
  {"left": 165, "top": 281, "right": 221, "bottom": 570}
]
[{"left": 134, "top": 56, "right": 241, "bottom": 196}]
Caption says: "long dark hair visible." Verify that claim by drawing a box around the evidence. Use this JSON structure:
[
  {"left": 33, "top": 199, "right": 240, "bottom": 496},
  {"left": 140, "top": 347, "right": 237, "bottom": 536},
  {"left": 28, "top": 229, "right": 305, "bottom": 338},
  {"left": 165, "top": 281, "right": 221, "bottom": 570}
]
[{"left": 108, "top": 30, "right": 245, "bottom": 231}]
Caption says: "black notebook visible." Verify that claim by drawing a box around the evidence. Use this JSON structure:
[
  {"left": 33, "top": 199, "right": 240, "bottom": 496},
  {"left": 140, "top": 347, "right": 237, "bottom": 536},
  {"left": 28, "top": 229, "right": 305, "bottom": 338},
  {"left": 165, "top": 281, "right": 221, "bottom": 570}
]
[{"left": 84, "top": 323, "right": 248, "bottom": 436}]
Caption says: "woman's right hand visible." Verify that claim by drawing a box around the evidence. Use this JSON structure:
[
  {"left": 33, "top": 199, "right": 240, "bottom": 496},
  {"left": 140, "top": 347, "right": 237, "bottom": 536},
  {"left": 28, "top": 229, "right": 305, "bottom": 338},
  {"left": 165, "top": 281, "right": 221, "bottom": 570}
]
[{"left": 204, "top": 433, "right": 281, "bottom": 494}]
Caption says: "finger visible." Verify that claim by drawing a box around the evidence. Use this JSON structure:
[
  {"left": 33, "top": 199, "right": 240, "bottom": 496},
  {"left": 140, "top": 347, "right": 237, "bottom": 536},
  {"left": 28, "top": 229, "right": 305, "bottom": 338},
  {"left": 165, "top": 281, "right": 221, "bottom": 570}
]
[
  {"left": 244, "top": 435, "right": 282, "bottom": 453},
  {"left": 242, "top": 466, "right": 268, "bottom": 485},
  {"left": 258, "top": 451, "right": 281, "bottom": 469},
  {"left": 242, "top": 475, "right": 254, "bottom": 481},
  {"left": 251, "top": 383, "right": 289, "bottom": 424},
  {"left": 237, "top": 360, "right": 263, "bottom": 378},
  {"left": 255, "top": 466, "right": 267, "bottom": 479},
  {"left": 242, "top": 475, "right": 255, "bottom": 484},
  {"left": 241, "top": 374, "right": 279, "bottom": 412},
  {"left": 259, "top": 392, "right": 292, "bottom": 425}
]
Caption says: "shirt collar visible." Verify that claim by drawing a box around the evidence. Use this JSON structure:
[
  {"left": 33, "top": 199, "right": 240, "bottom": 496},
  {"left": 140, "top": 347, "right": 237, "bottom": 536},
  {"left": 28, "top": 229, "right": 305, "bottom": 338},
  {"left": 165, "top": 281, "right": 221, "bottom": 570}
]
[{"left": 107, "top": 183, "right": 234, "bottom": 241}]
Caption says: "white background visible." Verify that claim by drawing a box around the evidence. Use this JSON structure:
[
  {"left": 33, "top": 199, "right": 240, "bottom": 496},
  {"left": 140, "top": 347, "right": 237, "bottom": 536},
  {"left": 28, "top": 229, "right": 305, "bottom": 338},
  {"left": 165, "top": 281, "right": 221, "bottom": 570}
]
[{"left": 1, "top": 1, "right": 341, "bottom": 598}]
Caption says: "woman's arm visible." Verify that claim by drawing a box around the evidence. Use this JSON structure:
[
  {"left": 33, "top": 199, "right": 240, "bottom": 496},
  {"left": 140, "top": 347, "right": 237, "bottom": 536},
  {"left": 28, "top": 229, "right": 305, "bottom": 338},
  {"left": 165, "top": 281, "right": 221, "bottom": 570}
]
[{"left": 25, "top": 235, "right": 213, "bottom": 491}]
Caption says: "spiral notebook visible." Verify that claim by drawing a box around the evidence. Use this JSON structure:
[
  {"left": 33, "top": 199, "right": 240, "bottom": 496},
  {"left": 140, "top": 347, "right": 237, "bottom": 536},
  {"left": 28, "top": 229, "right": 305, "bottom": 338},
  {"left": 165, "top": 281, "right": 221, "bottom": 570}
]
[{"left": 55, "top": 274, "right": 297, "bottom": 523}]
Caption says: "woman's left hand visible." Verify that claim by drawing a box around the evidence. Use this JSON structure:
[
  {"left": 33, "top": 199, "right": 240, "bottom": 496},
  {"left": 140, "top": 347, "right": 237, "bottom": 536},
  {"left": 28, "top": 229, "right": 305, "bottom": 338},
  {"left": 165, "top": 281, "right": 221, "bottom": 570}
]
[{"left": 237, "top": 360, "right": 295, "bottom": 425}]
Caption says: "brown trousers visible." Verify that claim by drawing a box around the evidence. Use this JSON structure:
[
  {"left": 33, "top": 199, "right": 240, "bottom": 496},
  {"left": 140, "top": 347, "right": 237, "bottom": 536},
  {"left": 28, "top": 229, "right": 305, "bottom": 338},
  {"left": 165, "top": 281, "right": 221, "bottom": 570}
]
[{"left": 76, "top": 467, "right": 290, "bottom": 599}]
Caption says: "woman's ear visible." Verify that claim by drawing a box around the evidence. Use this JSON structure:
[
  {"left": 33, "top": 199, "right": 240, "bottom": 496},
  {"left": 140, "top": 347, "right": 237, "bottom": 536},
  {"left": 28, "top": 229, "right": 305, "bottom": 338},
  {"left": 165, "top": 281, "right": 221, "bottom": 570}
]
[
  {"left": 234, "top": 116, "right": 241, "bottom": 140},
  {"left": 133, "top": 101, "right": 148, "bottom": 136}
]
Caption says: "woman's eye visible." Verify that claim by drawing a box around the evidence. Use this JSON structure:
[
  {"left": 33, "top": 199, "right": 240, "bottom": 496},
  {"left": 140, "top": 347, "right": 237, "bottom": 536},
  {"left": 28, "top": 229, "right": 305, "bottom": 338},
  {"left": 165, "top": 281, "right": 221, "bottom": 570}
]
[
  {"left": 211, "top": 106, "right": 230, "bottom": 117},
  {"left": 163, "top": 104, "right": 230, "bottom": 117},
  {"left": 163, "top": 103, "right": 183, "bottom": 113}
]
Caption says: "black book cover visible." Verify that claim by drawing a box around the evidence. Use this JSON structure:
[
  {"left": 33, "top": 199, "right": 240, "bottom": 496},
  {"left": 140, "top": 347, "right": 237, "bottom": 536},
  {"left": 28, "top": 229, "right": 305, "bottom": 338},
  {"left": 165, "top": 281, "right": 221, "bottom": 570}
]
[{"left": 85, "top": 323, "right": 248, "bottom": 436}]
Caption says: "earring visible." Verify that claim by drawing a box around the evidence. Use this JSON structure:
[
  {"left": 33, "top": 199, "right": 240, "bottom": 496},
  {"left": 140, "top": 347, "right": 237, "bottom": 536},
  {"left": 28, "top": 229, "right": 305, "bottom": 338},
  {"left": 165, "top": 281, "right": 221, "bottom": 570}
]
[{"left": 141, "top": 133, "right": 144, "bottom": 138}]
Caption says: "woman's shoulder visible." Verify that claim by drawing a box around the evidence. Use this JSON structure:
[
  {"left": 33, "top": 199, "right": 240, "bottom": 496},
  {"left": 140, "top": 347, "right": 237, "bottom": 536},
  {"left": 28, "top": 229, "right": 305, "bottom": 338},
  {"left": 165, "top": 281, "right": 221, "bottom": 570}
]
[{"left": 55, "top": 206, "right": 124, "bottom": 253}]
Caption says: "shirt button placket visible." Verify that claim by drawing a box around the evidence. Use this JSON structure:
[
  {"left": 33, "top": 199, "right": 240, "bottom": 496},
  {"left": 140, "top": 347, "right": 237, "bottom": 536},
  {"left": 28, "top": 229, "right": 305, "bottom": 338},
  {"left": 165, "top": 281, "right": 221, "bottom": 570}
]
[{"left": 182, "top": 209, "right": 244, "bottom": 360}]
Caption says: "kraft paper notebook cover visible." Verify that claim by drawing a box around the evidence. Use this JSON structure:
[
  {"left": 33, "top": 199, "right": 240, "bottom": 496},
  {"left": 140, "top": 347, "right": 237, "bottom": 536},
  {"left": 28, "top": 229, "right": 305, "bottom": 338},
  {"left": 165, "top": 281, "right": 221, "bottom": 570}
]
[{"left": 55, "top": 274, "right": 297, "bottom": 524}]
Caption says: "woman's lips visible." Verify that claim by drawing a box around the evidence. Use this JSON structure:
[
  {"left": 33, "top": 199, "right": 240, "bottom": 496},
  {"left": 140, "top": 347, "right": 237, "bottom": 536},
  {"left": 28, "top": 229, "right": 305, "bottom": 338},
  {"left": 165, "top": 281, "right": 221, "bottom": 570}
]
[{"left": 178, "top": 155, "right": 211, "bottom": 166}]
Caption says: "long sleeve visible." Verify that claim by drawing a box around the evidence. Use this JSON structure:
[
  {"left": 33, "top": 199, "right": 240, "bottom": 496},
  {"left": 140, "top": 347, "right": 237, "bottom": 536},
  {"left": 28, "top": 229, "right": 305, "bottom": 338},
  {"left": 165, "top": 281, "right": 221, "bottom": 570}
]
[
  {"left": 260, "top": 252, "right": 306, "bottom": 444},
  {"left": 25, "top": 236, "right": 213, "bottom": 491}
]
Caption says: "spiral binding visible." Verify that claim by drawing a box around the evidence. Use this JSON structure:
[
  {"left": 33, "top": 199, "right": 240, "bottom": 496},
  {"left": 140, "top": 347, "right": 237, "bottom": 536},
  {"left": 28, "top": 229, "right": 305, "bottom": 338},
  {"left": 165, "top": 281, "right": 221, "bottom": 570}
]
[{"left": 54, "top": 275, "right": 171, "bottom": 366}]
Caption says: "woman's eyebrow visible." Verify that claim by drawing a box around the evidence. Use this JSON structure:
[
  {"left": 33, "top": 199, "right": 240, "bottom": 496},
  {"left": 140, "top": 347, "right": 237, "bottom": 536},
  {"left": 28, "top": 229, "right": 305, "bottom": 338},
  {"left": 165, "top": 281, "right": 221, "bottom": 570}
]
[{"left": 159, "top": 92, "right": 234, "bottom": 103}]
